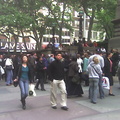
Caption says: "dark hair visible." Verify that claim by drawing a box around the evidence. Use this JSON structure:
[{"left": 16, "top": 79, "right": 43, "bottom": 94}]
[
  {"left": 21, "top": 54, "right": 28, "bottom": 63},
  {"left": 38, "top": 55, "right": 42, "bottom": 60},
  {"left": 95, "top": 48, "right": 102, "bottom": 54},
  {"left": 106, "top": 52, "right": 111, "bottom": 57},
  {"left": 55, "top": 52, "right": 62, "bottom": 56},
  {"left": 71, "top": 56, "right": 77, "bottom": 61}
]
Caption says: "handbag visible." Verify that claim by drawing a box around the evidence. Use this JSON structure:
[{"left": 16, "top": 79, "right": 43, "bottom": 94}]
[
  {"left": 13, "top": 79, "right": 19, "bottom": 87},
  {"left": 13, "top": 81, "right": 19, "bottom": 87},
  {"left": 29, "top": 84, "right": 36, "bottom": 96},
  {"left": 0, "top": 66, "right": 5, "bottom": 75},
  {"left": 71, "top": 73, "right": 80, "bottom": 84}
]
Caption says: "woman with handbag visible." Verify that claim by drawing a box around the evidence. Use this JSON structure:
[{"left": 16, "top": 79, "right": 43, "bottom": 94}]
[
  {"left": 87, "top": 56, "right": 102, "bottom": 104},
  {"left": 14, "top": 54, "right": 33, "bottom": 110},
  {"left": 67, "top": 56, "right": 83, "bottom": 97}
]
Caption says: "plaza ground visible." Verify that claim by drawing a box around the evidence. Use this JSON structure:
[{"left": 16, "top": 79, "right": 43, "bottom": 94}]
[{"left": 0, "top": 76, "right": 120, "bottom": 120}]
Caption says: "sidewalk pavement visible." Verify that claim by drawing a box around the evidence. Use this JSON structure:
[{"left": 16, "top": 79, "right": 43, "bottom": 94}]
[{"left": 0, "top": 76, "right": 120, "bottom": 120}]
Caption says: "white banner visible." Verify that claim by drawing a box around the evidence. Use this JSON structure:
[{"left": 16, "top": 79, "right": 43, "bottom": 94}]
[{"left": 0, "top": 42, "right": 36, "bottom": 51}]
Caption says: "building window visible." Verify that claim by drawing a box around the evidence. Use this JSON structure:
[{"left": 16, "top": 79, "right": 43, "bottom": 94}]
[
  {"left": 74, "top": 20, "right": 79, "bottom": 27},
  {"left": 64, "top": 31, "right": 70, "bottom": 36},
  {"left": 75, "top": 30, "right": 79, "bottom": 37},
  {"left": 92, "top": 31, "right": 97, "bottom": 39},
  {"left": 62, "top": 39, "right": 70, "bottom": 43}
]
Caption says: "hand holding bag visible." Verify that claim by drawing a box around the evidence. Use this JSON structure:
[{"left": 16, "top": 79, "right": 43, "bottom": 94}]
[{"left": 13, "top": 79, "right": 19, "bottom": 87}]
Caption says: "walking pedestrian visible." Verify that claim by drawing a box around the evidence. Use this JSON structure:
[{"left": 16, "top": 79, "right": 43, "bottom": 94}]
[
  {"left": 13, "top": 54, "right": 33, "bottom": 110},
  {"left": 48, "top": 53, "right": 68, "bottom": 111}
]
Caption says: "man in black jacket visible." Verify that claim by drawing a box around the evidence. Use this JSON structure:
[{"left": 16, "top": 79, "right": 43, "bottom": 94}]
[{"left": 48, "top": 53, "right": 68, "bottom": 111}]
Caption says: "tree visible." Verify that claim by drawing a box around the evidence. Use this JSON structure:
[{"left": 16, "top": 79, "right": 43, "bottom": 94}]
[
  {"left": 95, "top": 0, "right": 117, "bottom": 40},
  {"left": 0, "top": 0, "right": 52, "bottom": 52},
  {"left": 40, "top": 0, "right": 73, "bottom": 45},
  {"left": 0, "top": 0, "right": 74, "bottom": 52},
  {"left": 70, "top": 0, "right": 117, "bottom": 41}
]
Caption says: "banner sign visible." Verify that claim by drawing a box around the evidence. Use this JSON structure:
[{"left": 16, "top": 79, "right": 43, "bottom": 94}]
[{"left": 0, "top": 42, "right": 36, "bottom": 52}]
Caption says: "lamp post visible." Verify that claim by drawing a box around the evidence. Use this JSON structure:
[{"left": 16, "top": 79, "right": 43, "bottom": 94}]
[{"left": 78, "top": 10, "right": 84, "bottom": 41}]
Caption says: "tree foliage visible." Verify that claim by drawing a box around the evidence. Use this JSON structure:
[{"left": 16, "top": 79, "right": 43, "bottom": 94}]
[
  {"left": 0, "top": 0, "right": 118, "bottom": 52},
  {"left": 95, "top": 0, "right": 117, "bottom": 40},
  {"left": 0, "top": 0, "right": 74, "bottom": 52}
]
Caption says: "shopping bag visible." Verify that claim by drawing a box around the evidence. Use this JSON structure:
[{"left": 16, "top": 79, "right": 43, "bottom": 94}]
[
  {"left": 0, "top": 66, "right": 5, "bottom": 75},
  {"left": 102, "top": 77, "right": 110, "bottom": 89},
  {"left": 29, "top": 84, "right": 36, "bottom": 96}
]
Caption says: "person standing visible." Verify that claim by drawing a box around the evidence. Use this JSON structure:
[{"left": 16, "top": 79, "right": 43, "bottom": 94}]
[
  {"left": 88, "top": 50, "right": 104, "bottom": 99},
  {"left": 42, "top": 54, "right": 48, "bottom": 83},
  {"left": 87, "top": 56, "right": 102, "bottom": 104},
  {"left": 77, "top": 40, "right": 83, "bottom": 56},
  {"left": 67, "top": 56, "right": 84, "bottom": 97},
  {"left": 117, "top": 60, "right": 120, "bottom": 88},
  {"left": 103, "top": 52, "right": 115, "bottom": 96},
  {"left": 49, "top": 54, "right": 55, "bottom": 64},
  {"left": 13, "top": 54, "right": 33, "bottom": 110},
  {"left": 48, "top": 53, "right": 68, "bottom": 111},
  {"left": 111, "top": 49, "right": 119, "bottom": 76},
  {"left": 35, "top": 56, "right": 46, "bottom": 91},
  {"left": 82, "top": 52, "right": 89, "bottom": 86},
  {"left": 29, "top": 52, "right": 37, "bottom": 83},
  {"left": 5, "top": 55, "right": 14, "bottom": 86}
]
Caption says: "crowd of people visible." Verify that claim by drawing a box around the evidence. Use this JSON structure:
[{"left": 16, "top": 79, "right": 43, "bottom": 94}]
[{"left": 0, "top": 47, "right": 120, "bottom": 110}]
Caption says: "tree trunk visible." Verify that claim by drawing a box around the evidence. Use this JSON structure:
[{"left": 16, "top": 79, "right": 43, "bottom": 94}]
[
  {"left": 59, "top": 26, "right": 62, "bottom": 45},
  {"left": 13, "top": 35, "right": 18, "bottom": 53},
  {"left": 21, "top": 30, "right": 28, "bottom": 52},
  {"left": 87, "top": 8, "right": 95, "bottom": 41},
  {"left": 58, "top": 2, "right": 66, "bottom": 45}
]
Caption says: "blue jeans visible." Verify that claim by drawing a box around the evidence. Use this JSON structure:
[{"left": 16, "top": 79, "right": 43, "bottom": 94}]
[
  {"left": 6, "top": 70, "right": 13, "bottom": 85},
  {"left": 98, "top": 76, "right": 104, "bottom": 98},
  {"left": 19, "top": 78, "right": 29, "bottom": 99},
  {"left": 89, "top": 78, "right": 99, "bottom": 103}
]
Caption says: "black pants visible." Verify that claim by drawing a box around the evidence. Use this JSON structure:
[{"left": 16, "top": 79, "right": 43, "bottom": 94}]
[{"left": 35, "top": 76, "right": 45, "bottom": 90}]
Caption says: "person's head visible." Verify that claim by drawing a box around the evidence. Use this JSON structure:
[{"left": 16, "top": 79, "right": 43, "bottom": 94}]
[
  {"left": 38, "top": 56, "right": 43, "bottom": 61},
  {"left": 55, "top": 52, "right": 62, "bottom": 60},
  {"left": 22, "top": 54, "right": 28, "bottom": 63},
  {"left": 51, "top": 54, "right": 54, "bottom": 58},
  {"left": 106, "top": 52, "right": 113, "bottom": 59},
  {"left": 83, "top": 52, "right": 89, "bottom": 58},
  {"left": 77, "top": 54, "right": 81, "bottom": 58},
  {"left": 95, "top": 49, "right": 102, "bottom": 55},
  {"left": 93, "top": 56, "right": 99, "bottom": 64},
  {"left": 112, "top": 49, "right": 117, "bottom": 53},
  {"left": 71, "top": 56, "right": 77, "bottom": 61}
]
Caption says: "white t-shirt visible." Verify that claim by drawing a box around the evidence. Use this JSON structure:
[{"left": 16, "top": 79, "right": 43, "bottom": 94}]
[{"left": 5, "top": 58, "right": 13, "bottom": 66}]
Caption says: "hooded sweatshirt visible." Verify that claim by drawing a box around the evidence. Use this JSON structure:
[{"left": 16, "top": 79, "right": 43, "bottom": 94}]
[{"left": 87, "top": 61, "right": 102, "bottom": 79}]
